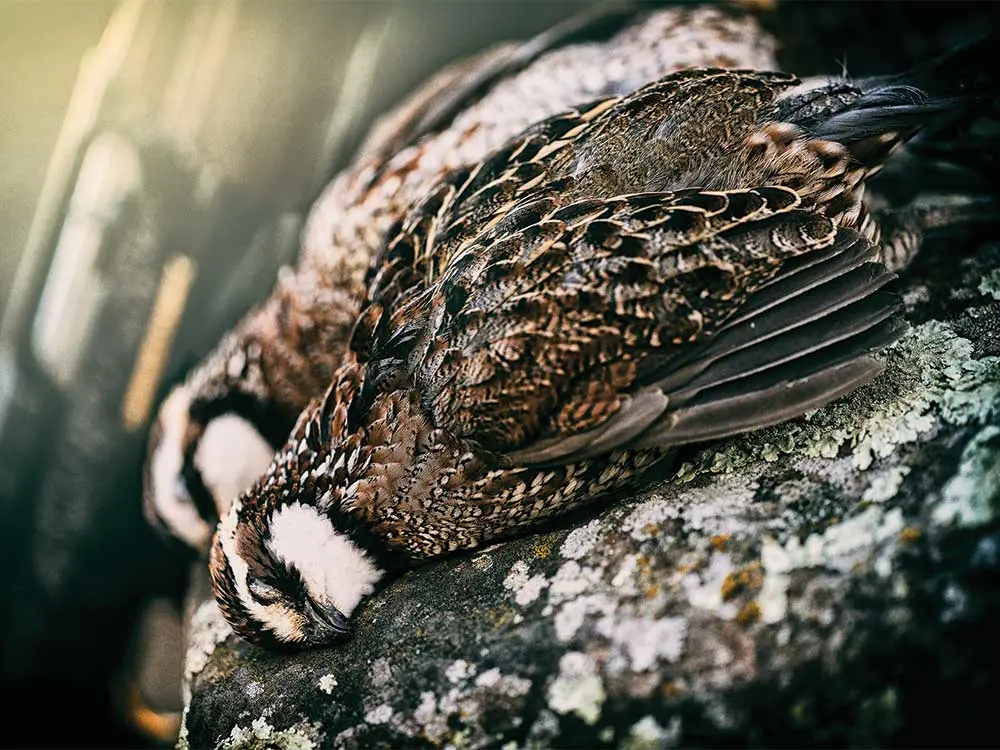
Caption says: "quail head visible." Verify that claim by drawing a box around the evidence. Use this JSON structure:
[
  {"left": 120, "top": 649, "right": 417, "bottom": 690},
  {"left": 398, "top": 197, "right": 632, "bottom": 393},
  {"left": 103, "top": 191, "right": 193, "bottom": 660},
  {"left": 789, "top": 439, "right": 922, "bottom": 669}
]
[
  {"left": 143, "top": 3, "right": 779, "bottom": 552},
  {"left": 209, "top": 29, "right": 998, "bottom": 649}
]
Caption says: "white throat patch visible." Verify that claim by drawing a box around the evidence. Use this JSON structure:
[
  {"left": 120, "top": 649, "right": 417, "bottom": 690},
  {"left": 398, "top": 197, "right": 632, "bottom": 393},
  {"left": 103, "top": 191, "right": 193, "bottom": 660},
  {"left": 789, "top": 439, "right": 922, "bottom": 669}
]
[
  {"left": 266, "top": 502, "right": 384, "bottom": 618},
  {"left": 194, "top": 413, "right": 275, "bottom": 518}
]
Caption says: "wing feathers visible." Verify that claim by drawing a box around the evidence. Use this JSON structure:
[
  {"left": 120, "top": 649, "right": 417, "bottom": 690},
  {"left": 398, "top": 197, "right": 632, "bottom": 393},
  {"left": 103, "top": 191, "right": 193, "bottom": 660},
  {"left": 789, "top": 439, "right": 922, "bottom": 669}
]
[
  {"left": 650, "top": 235, "right": 892, "bottom": 396},
  {"left": 662, "top": 291, "right": 902, "bottom": 406},
  {"left": 507, "top": 388, "right": 668, "bottom": 465},
  {"left": 722, "top": 232, "right": 878, "bottom": 327},
  {"left": 505, "top": 217, "right": 904, "bottom": 465},
  {"left": 634, "top": 356, "right": 888, "bottom": 448}
]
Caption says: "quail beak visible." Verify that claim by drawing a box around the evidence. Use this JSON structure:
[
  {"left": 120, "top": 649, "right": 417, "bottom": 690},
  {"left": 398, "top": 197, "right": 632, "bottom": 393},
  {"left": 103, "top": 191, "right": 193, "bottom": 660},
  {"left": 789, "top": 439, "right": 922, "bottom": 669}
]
[{"left": 306, "top": 598, "right": 350, "bottom": 643}]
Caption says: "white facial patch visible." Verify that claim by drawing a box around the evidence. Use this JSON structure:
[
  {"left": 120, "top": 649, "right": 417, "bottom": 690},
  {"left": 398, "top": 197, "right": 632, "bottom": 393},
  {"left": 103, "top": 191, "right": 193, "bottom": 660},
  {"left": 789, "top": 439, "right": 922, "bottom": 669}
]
[
  {"left": 149, "top": 387, "right": 213, "bottom": 550},
  {"left": 266, "top": 502, "right": 384, "bottom": 618},
  {"left": 194, "top": 413, "right": 275, "bottom": 519}
]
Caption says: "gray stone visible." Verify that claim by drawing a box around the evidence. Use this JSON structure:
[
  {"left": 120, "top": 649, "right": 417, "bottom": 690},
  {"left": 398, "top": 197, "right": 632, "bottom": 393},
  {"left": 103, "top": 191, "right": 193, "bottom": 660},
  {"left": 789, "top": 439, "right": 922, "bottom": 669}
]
[{"left": 179, "top": 237, "right": 1000, "bottom": 748}]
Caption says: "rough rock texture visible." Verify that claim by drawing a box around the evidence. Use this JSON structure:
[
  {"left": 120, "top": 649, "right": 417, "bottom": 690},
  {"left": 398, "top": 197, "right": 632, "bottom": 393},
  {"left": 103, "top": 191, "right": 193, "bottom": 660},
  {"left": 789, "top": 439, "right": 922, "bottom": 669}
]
[{"left": 179, "top": 222, "right": 1000, "bottom": 748}]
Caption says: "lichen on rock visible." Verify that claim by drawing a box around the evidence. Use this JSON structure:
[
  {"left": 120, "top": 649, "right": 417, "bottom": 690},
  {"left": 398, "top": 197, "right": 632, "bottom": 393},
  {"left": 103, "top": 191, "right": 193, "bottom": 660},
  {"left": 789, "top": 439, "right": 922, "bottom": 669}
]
[
  {"left": 978, "top": 268, "right": 1000, "bottom": 300},
  {"left": 933, "top": 424, "right": 1000, "bottom": 528},
  {"left": 180, "top": 716, "right": 320, "bottom": 750}
]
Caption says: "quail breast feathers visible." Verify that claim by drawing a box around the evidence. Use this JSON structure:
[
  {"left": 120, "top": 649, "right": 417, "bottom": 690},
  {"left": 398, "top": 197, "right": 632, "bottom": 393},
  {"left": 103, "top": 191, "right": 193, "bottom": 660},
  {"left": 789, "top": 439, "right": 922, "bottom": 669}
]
[{"left": 209, "top": 34, "right": 1000, "bottom": 647}]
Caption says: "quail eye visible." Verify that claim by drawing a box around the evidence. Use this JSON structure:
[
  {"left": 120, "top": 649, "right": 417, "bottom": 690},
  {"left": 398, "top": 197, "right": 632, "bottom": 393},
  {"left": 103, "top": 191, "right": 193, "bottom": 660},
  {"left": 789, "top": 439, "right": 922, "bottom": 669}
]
[
  {"left": 173, "top": 475, "right": 191, "bottom": 502},
  {"left": 247, "top": 575, "right": 283, "bottom": 605}
]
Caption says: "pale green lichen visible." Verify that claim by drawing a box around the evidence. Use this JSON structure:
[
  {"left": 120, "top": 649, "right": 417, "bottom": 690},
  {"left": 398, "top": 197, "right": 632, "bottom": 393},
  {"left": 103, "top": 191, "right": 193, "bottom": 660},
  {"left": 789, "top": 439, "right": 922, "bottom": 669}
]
[
  {"left": 183, "top": 599, "right": 233, "bottom": 702},
  {"left": 176, "top": 705, "right": 191, "bottom": 750},
  {"left": 445, "top": 659, "right": 474, "bottom": 684},
  {"left": 216, "top": 717, "right": 316, "bottom": 750},
  {"left": 594, "top": 614, "right": 687, "bottom": 672},
  {"left": 318, "top": 674, "right": 338, "bottom": 694},
  {"left": 862, "top": 466, "right": 911, "bottom": 503},
  {"left": 760, "top": 506, "right": 906, "bottom": 623},
  {"left": 621, "top": 715, "right": 682, "bottom": 749},
  {"left": 978, "top": 268, "right": 1000, "bottom": 300},
  {"left": 547, "top": 652, "right": 606, "bottom": 725},
  {"left": 503, "top": 560, "right": 549, "bottom": 606},
  {"left": 364, "top": 704, "right": 393, "bottom": 725},
  {"left": 559, "top": 519, "right": 605, "bottom": 559},
  {"left": 676, "top": 321, "right": 1000, "bottom": 479},
  {"left": 933, "top": 424, "right": 1000, "bottom": 528},
  {"left": 937, "top": 358, "right": 1000, "bottom": 427}
]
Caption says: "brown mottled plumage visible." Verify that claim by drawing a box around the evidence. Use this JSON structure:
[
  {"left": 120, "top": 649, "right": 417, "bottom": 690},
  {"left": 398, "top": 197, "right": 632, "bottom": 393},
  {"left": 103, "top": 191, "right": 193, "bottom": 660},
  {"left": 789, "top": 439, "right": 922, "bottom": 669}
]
[
  {"left": 144, "top": 4, "right": 778, "bottom": 552},
  {"left": 207, "top": 43, "right": 1000, "bottom": 646}
]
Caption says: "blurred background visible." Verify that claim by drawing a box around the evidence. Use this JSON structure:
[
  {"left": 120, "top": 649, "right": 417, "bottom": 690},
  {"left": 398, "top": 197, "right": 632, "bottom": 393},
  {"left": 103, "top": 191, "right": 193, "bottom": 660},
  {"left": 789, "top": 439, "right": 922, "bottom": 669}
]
[{"left": 1, "top": 1, "right": 996, "bottom": 747}]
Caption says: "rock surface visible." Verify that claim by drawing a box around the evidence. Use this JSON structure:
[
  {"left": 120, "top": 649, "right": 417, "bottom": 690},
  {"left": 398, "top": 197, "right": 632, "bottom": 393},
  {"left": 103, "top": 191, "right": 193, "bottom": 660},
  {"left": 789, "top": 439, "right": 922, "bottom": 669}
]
[{"left": 179, "top": 224, "right": 1000, "bottom": 748}]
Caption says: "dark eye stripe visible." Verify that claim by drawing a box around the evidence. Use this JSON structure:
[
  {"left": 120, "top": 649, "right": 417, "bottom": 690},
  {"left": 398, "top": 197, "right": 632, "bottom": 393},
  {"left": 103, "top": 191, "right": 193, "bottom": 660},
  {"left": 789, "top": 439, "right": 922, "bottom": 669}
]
[
  {"left": 181, "top": 445, "right": 221, "bottom": 525},
  {"left": 248, "top": 576, "right": 283, "bottom": 605},
  {"left": 189, "top": 390, "right": 298, "bottom": 449}
]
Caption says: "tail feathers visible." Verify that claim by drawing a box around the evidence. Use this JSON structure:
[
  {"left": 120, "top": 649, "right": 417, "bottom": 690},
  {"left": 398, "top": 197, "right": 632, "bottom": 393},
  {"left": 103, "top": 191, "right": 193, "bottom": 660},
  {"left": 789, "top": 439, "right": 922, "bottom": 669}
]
[
  {"left": 808, "top": 87, "right": 957, "bottom": 143},
  {"left": 775, "top": 32, "right": 999, "bottom": 170},
  {"left": 858, "top": 33, "right": 1000, "bottom": 174}
]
